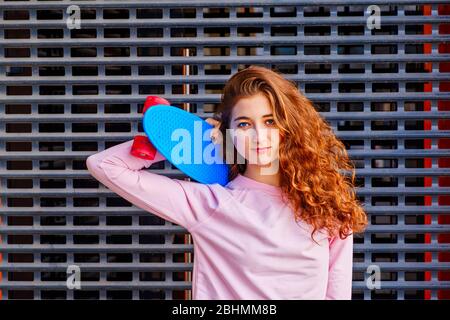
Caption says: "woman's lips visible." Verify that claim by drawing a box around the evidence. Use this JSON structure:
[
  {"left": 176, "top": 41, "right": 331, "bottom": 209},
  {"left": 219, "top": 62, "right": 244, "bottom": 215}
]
[{"left": 253, "top": 147, "right": 272, "bottom": 153}]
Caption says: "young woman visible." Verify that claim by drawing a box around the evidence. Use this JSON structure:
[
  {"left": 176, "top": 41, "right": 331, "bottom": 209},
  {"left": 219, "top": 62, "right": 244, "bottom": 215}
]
[{"left": 86, "top": 65, "right": 367, "bottom": 300}]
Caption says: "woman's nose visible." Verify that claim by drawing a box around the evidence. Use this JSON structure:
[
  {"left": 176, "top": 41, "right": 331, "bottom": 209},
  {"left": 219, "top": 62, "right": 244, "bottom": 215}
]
[{"left": 251, "top": 125, "right": 270, "bottom": 145}]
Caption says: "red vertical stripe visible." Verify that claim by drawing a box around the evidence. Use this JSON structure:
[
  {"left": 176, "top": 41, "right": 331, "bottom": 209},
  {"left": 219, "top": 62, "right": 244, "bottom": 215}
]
[
  {"left": 437, "top": 3, "right": 450, "bottom": 300},
  {"left": 422, "top": 4, "right": 432, "bottom": 300}
]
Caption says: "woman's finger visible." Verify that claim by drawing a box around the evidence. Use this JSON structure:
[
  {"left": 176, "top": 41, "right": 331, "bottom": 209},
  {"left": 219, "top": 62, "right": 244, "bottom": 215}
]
[
  {"left": 205, "top": 118, "right": 222, "bottom": 144},
  {"left": 205, "top": 117, "right": 220, "bottom": 127}
]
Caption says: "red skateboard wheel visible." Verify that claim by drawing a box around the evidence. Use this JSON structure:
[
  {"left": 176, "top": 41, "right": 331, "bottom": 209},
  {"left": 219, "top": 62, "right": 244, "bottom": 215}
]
[
  {"left": 130, "top": 96, "right": 171, "bottom": 160},
  {"left": 130, "top": 135, "right": 157, "bottom": 160}
]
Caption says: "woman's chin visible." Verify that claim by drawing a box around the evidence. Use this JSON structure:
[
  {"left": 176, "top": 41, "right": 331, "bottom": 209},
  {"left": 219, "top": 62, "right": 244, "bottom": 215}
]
[{"left": 253, "top": 155, "right": 276, "bottom": 167}]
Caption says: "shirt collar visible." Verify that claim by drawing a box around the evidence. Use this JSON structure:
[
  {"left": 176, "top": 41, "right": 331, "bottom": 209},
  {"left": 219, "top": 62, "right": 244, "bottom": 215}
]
[{"left": 227, "top": 173, "right": 282, "bottom": 196}]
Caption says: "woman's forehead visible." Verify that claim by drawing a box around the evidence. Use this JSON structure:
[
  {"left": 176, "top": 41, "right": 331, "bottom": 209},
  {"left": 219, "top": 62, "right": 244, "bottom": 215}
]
[{"left": 231, "top": 94, "right": 272, "bottom": 119}]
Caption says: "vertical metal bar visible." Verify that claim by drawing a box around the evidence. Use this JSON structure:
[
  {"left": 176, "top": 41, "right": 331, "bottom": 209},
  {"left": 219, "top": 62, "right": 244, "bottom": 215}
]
[{"left": 182, "top": 46, "right": 193, "bottom": 300}]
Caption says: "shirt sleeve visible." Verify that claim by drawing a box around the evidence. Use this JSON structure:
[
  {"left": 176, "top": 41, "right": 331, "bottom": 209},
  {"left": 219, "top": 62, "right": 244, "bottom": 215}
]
[
  {"left": 86, "top": 139, "right": 221, "bottom": 231},
  {"left": 325, "top": 232, "right": 354, "bottom": 300}
]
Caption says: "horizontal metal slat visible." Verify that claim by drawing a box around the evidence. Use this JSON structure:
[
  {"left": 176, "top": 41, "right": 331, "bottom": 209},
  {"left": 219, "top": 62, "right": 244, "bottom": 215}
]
[
  {"left": 1, "top": 224, "right": 449, "bottom": 234},
  {"left": 352, "top": 281, "right": 450, "bottom": 289},
  {"left": 1, "top": 150, "right": 449, "bottom": 160},
  {"left": 2, "top": 35, "right": 448, "bottom": 47},
  {"left": 2, "top": 281, "right": 449, "bottom": 291},
  {"left": 0, "top": 15, "right": 447, "bottom": 29},
  {"left": 2, "top": 74, "right": 449, "bottom": 85},
  {"left": 1, "top": 130, "right": 448, "bottom": 141},
  {"left": 2, "top": 186, "right": 450, "bottom": 197},
  {"left": 0, "top": 263, "right": 193, "bottom": 272},
  {"left": 3, "top": 261, "right": 450, "bottom": 272},
  {"left": 1, "top": 54, "right": 449, "bottom": 66},
  {"left": 0, "top": 281, "right": 192, "bottom": 290},
  {"left": 1, "top": 205, "right": 448, "bottom": 216},
  {"left": 353, "top": 244, "right": 450, "bottom": 252},
  {"left": 1, "top": 93, "right": 448, "bottom": 105},
  {"left": 0, "top": 0, "right": 447, "bottom": 9},
  {"left": 0, "top": 170, "right": 181, "bottom": 178},
  {"left": 0, "top": 225, "right": 189, "bottom": 234},
  {"left": 0, "top": 244, "right": 194, "bottom": 253},
  {"left": 353, "top": 263, "right": 450, "bottom": 271},
  {"left": 0, "top": 170, "right": 448, "bottom": 183}
]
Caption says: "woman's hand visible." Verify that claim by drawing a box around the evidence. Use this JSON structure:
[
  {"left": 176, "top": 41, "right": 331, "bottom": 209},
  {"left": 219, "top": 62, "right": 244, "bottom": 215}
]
[{"left": 205, "top": 118, "right": 222, "bottom": 145}]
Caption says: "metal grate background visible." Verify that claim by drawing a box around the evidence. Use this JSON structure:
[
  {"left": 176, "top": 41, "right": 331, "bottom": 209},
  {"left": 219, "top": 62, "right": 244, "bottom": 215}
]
[{"left": 0, "top": 0, "right": 449, "bottom": 300}]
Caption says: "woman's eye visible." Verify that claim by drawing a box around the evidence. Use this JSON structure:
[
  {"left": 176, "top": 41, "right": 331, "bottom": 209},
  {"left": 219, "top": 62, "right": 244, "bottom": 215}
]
[
  {"left": 266, "top": 119, "right": 275, "bottom": 125},
  {"left": 237, "top": 122, "right": 249, "bottom": 128}
]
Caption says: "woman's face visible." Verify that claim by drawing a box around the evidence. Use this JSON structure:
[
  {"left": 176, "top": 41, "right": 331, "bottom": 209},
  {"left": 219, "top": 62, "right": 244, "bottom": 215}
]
[{"left": 229, "top": 93, "right": 280, "bottom": 167}]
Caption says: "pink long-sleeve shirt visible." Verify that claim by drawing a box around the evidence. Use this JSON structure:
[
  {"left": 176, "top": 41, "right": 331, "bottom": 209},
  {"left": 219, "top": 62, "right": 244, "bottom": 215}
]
[{"left": 86, "top": 139, "right": 354, "bottom": 300}]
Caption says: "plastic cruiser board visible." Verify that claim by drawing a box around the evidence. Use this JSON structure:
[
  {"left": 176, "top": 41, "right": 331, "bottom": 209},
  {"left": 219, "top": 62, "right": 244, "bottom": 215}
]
[{"left": 143, "top": 105, "right": 230, "bottom": 186}]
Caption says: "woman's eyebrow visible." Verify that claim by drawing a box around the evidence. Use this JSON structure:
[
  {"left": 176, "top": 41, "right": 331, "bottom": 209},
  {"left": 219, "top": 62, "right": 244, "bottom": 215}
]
[{"left": 233, "top": 114, "right": 273, "bottom": 122}]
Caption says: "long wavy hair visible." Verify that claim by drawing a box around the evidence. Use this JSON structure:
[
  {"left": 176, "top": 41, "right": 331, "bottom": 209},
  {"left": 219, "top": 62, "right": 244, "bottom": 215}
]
[{"left": 213, "top": 65, "right": 368, "bottom": 240}]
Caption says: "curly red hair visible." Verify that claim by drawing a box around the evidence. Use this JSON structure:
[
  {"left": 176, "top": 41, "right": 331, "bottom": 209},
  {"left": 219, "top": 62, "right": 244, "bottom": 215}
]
[{"left": 214, "top": 65, "right": 368, "bottom": 241}]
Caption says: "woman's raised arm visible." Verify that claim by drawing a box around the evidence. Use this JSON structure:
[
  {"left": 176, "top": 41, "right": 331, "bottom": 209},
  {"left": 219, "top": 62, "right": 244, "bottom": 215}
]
[{"left": 86, "top": 139, "right": 222, "bottom": 231}]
